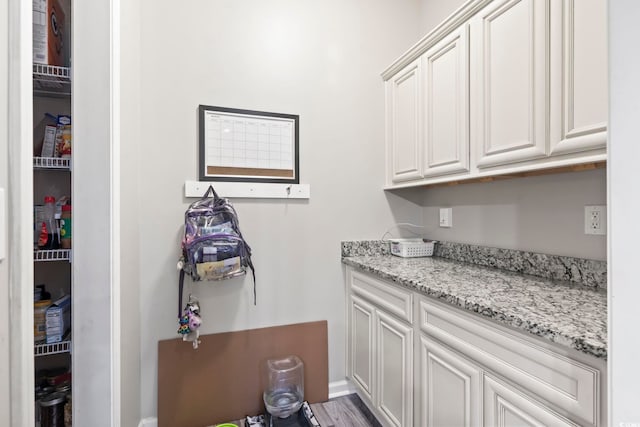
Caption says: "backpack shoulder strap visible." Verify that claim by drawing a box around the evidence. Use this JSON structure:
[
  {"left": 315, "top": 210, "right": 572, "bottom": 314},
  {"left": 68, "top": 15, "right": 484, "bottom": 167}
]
[{"left": 178, "top": 268, "right": 185, "bottom": 318}]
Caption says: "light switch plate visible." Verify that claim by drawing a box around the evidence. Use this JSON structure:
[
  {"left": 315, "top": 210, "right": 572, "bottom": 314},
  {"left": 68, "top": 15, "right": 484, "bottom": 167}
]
[
  {"left": 0, "top": 188, "right": 5, "bottom": 261},
  {"left": 439, "top": 208, "right": 453, "bottom": 228}
]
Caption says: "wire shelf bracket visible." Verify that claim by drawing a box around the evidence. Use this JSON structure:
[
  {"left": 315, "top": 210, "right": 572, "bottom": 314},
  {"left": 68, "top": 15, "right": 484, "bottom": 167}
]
[
  {"left": 33, "top": 157, "right": 71, "bottom": 170},
  {"left": 33, "top": 63, "right": 71, "bottom": 97},
  {"left": 34, "top": 249, "right": 71, "bottom": 262},
  {"left": 34, "top": 340, "right": 72, "bottom": 357}
]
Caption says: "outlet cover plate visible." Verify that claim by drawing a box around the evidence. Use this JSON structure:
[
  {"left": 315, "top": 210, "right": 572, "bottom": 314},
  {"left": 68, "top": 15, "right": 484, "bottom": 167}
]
[
  {"left": 439, "top": 208, "right": 453, "bottom": 228},
  {"left": 584, "top": 205, "right": 606, "bottom": 235}
]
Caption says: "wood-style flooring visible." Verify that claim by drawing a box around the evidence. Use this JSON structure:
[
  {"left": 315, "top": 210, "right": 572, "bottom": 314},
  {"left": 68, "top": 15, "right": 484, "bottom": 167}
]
[
  {"left": 309, "top": 393, "right": 382, "bottom": 427},
  {"left": 223, "top": 393, "right": 382, "bottom": 427}
]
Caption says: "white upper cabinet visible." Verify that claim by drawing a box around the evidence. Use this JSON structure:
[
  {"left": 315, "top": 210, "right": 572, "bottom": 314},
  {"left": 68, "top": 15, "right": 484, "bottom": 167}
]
[
  {"left": 471, "top": 0, "right": 548, "bottom": 169},
  {"left": 387, "top": 59, "right": 423, "bottom": 183},
  {"left": 423, "top": 24, "right": 470, "bottom": 177},
  {"left": 382, "top": 0, "right": 607, "bottom": 189},
  {"left": 549, "top": 0, "right": 608, "bottom": 156}
]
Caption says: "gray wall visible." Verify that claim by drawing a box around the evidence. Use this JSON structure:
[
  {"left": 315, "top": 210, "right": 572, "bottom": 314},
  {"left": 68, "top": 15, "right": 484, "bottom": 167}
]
[
  {"left": 120, "top": 0, "right": 142, "bottom": 425},
  {"left": 419, "top": 0, "right": 467, "bottom": 36},
  {"left": 0, "top": 0, "right": 10, "bottom": 423},
  {"left": 137, "top": 0, "right": 424, "bottom": 418},
  {"left": 420, "top": 169, "right": 607, "bottom": 260}
]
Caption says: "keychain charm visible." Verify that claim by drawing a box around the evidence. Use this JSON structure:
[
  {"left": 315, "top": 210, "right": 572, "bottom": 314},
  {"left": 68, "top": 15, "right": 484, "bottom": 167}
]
[{"left": 177, "top": 295, "right": 202, "bottom": 349}]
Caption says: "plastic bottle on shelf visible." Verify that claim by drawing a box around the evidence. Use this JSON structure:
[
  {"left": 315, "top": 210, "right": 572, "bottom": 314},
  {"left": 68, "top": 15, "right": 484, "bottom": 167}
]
[
  {"left": 37, "top": 196, "right": 59, "bottom": 250},
  {"left": 60, "top": 205, "right": 71, "bottom": 249}
]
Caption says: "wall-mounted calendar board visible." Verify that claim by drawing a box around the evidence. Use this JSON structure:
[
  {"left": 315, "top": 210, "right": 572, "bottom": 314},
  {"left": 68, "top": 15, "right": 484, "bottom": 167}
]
[{"left": 199, "top": 105, "right": 299, "bottom": 183}]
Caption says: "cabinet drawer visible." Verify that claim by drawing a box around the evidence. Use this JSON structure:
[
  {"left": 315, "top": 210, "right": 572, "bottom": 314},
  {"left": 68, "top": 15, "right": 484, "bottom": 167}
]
[
  {"left": 349, "top": 269, "right": 413, "bottom": 323},
  {"left": 418, "top": 298, "right": 600, "bottom": 426}
]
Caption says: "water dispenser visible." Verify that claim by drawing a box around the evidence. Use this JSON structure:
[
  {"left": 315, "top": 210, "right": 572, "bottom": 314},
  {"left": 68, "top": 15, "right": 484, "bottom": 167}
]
[{"left": 263, "top": 355, "right": 304, "bottom": 420}]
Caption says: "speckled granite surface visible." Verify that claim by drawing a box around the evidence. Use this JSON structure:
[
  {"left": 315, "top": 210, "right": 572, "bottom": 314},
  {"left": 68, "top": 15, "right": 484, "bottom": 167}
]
[
  {"left": 434, "top": 241, "right": 607, "bottom": 289},
  {"left": 341, "top": 240, "right": 391, "bottom": 257},
  {"left": 341, "top": 240, "right": 607, "bottom": 288},
  {"left": 342, "top": 254, "right": 607, "bottom": 359}
]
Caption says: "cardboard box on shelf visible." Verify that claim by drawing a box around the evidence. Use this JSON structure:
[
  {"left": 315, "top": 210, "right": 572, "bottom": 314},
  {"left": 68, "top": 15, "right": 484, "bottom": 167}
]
[
  {"left": 33, "top": 0, "right": 66, "bottom": 66},
  {"left": 40, "top": 125, "right": 57, "bottom": 157},
  {"left": 45, "top": 294, "right": 70, "bottom": 344}
]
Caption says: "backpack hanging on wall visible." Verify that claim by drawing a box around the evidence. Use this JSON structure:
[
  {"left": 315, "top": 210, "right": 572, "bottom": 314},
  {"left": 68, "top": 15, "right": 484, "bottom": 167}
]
[{"left": 177, "top": 185, "right": 256, "bottom": 347}]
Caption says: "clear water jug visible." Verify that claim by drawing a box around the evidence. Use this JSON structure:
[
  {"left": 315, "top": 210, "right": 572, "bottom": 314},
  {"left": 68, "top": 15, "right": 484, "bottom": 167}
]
[{"left": 263, "top": 355, "right": 304, "bottom": 418}]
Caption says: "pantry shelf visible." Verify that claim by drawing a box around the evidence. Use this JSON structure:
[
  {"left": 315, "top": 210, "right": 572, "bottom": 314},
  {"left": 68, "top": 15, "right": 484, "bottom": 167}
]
[
  {"left": 33, "top": 63, "right": 71, "bottom": 97},
  {"left": 34, "top": 249, "right": 71, "bottom": 262},
  {"left": 33, "top": 157, "right": 71, "bottom": 170},
  {"left": 34, "top": 340, "right": 71, "bottom": 357}
]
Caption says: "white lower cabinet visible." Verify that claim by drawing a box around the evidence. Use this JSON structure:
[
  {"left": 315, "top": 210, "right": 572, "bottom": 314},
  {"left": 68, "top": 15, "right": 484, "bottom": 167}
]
[
  {"left": 419, "top": 335, "right": 482, "bottom": 427},
  {"left": 376, "top": 310, "right": 413, "bottom": 427},
  {"left": 483, "top": 375, "right": 578, "bottom": 427},
  {"left": 350, "top": 294, "right": 375, "bottom": 401},
  {"left": 348, "top": 269, "right": 414, "bottom": 427},
  {"left": 345, "top": 267, "right": 605, "bottom": 427}
]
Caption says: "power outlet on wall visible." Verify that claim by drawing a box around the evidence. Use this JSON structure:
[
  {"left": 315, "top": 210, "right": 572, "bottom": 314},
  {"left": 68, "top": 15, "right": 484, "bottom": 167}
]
[
  {"left": 439, "top": 208, "right": 453, "bottom": 228},
  {"left": 584, "top": 205, "right": 606, "bottom": 235}
]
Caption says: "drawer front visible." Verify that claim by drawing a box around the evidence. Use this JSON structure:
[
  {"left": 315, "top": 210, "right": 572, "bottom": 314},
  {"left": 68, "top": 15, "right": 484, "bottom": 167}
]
[
  {"left": 418, "top": 298, "right": 600, "bottom": 426},
  {"left": 349, "top": 269, "right": 413, "bottom": 323}
]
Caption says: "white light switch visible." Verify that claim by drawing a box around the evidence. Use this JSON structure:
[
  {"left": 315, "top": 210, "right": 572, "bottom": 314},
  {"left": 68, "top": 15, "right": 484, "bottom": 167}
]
[
  {"left": 439, "top": 208, "right": 453, "bottom": 228},
  {"left": 0, "top": 188, "right": 5, "bottom": 261}
]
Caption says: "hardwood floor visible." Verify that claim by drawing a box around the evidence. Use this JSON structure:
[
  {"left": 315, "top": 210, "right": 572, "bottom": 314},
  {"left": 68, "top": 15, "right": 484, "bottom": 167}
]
[
  {"left": 310, "top": 393, "right": 382, "bottom": 427},
  {"left": 221, "top": 393, "right": 382, "bottom": 427}
]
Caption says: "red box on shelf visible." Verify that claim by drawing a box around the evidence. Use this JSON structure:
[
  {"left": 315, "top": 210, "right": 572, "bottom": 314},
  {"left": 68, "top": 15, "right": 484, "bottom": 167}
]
[{"left": 32, "top": 0, "right": 66, "bottom": 66}]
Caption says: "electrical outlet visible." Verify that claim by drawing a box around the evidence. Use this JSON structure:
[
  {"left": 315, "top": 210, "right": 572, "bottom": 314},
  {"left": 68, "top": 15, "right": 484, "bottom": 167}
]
[
  {"left": 584, "top": 205, "right": 606, "bottom": 235},
  {"left": 439, "top": 208, "right": 453, "bottom": 228}
]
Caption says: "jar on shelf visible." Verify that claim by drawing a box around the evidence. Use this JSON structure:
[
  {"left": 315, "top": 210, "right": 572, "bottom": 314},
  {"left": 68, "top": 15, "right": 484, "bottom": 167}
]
[
  {"left": 40, "top": 392, "right": 66, "bottom": 427},
  {"left": 63, "top": 394, "right": 72, "bottom": 426},
  {"left": 37, "top": 196, "right": 59, "bottom": 250},
  {"left": 34, "top": 299, "right": 51, "bottom": 343},
  {"left": 60, "top": 204, "right": 71, "bottom": 249}
]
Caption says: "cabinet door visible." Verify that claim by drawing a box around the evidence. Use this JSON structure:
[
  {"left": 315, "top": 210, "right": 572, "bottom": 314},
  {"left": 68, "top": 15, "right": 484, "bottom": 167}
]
[
  {"left": 376, "top": 310, "right": 413, "bottom": 427},
  {"left": 471, "top": 0, "right": 548, "bottom": 169},
  {"left": 423, "top": 24, "right": 470, "bottom": 177},
  {"left": 350, "top": 295, "right": 376, "bottom": 401},
  {"left": 419, "top": 335, "right": 482, "bottom": 427},
  {"left": 484, "top": 375, "right": 580, "bottom": 427},
  {"left": 387, "top": 59, "right": 423, "bottom": 183},
  {"left": 549, "top": 0, "right": 607, "bottom": 156}
]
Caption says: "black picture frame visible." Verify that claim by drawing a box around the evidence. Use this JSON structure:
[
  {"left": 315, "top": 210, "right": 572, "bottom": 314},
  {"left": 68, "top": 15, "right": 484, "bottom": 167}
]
[{"left": 198, "top": 105, "right": 300, "bottom": 184}]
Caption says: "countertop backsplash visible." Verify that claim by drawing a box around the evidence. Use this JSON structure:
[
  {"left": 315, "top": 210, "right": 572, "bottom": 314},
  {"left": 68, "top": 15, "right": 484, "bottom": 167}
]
[{"left": 341, "top": 239, "right": 607, "bottom": 289}]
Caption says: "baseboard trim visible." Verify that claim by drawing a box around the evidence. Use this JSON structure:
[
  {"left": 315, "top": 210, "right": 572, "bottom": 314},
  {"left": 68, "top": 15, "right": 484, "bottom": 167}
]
[
  {"left": 138, "top": 417, "right": 157, "bottom": 427},
  {"left": 328, "top": 379, "right": 357, "bottom": 399},
  {"left": 138, "top": 380, "right": 355, "bottom": 427}
]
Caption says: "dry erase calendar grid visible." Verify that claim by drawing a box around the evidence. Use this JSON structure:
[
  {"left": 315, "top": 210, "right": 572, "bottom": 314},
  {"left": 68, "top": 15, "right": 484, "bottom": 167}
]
[{"left": 205, "top": 111, "right": 294, "bottom": 175}]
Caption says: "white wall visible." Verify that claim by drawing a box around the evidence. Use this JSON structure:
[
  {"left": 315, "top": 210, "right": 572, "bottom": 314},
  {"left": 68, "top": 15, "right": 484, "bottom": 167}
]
[
  {"left": 73, "top": 0, "right": 117, "bottom": 425},
  {"left": 120, "top": 0, "right": 142, "bottom": 425},
  {"left": 609, "top": 0, "right": 640, "bottom": 423},
  {"left": 0, "top": 0, "right": 10, "bottom": 423},
  {"left": 421, "top": 169, "right": 607, "bottom": 260},
  {"left": 137, "top": 0, "right": 424, "bottom": 418},
  {"left": 418, "top": 0, "right": 467, "bottom": 36}
]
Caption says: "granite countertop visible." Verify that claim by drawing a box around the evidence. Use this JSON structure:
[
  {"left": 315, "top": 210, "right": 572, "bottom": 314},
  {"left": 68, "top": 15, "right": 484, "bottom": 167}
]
[{"left": 342, "top": 254, "right": 607, "bottom": 359}]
